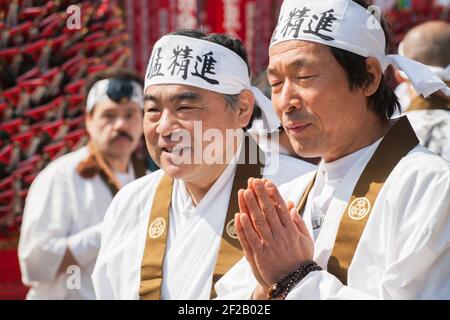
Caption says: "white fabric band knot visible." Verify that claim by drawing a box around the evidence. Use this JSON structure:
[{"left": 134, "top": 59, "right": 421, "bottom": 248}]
[
  {"left": 427, "top": 65, "right": 450, "bottom": 82},
  {"left": 144, "top": 35, "right": 280, "bottom": 132},
  {"left": 270, "top": 0, "right": 450, "bottom": 97},
  {"left": 86, "top": 79, "right": 144, "bottom": 112},
  {"left": 398, "top": 41, "right": 450, "bottom": 82}
]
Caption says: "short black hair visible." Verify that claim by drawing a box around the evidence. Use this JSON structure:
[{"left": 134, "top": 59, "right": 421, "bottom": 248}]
[
  {"left": 251, "top": 69, "right": 269, "bottom": 120},
  {"left": 329, "top": 0, "right": 400, "bottom": 119},
  {"left": 84, "top": 67, "right": 144, "bottom": 114}
]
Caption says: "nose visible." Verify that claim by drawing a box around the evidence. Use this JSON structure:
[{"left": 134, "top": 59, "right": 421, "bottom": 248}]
[
  {"left": 113, "top": 116, "right": 127, "bottom": 130},
  {"left": 155, "top": 109, "right": 176, "bottom": 136},
  {"left": 277, "top": 80, "right": 303, "bottom": 113}
]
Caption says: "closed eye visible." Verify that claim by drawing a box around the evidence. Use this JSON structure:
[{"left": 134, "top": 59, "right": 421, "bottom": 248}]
[
  {"left": 297, "top": 75, "right": 317, "bottom": 80},
  {"left": 178, "top": 105, "right": 197, "bottom": 111},
  {"left": 145, "top": 107, "right": 160, "bottom": 113},
  {"left": 270, "top": 81, "right": 282, "bottom": 88}
]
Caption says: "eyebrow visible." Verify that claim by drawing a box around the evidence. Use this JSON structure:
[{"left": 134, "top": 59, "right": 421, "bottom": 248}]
[
  {"left": 267, "top": 58, "right": 308, "bottom": 76},
  {"left": 100, "top": 108, "right": 118, "bottom": 114},
  {"left": 171, "top": 91, "right": 200, "bottom": 103},
  {"left": 144, "top": 94, "right": 158, "bottom": 103},
  {"left": 144, "top": 91, "right": 201, "bottom": 104}
]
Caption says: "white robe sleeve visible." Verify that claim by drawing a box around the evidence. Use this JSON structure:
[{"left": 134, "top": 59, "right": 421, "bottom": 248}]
[
  {"left": 287, "top": 162, "right": 450, "bottom": 300},
  {"left": 67, "top": 222, "right": 102, "bottom": 267},
  {"left": 214, "top": 257, "right": 258, "bottom": 300},
  {"left": 91, "top": 191, "right": 121, "bottom": 300},
  {"left": 18, "top": 166, "right": 72, "bottom": 284},
  {"left": 19, "top": 162, "right": 105, "bottom": 285}
]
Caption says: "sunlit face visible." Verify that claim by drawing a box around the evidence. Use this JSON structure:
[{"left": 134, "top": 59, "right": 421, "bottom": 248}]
[
  {"left": 268, "top": 40, "right": 369, "bottom": 161},
  {"left": 143, "top": 84, "right": 251, "bottom": 183},
  {"left": 85, "top": 100, "right": 143, "bottom": 160}
]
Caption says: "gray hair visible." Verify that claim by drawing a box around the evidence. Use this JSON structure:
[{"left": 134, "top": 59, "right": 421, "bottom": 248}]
[{"left": 223, "top": 94, "right": 240, "bottom": 111}]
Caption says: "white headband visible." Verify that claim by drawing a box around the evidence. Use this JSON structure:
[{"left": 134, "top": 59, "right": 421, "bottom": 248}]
[
  {"left": 425, "top": 65, "right": 450, "bottom": 82},
  {"left": 270, "top": 0, "right": 450, "bottom": 97},
  {"left": 86, "top": 79, "right": 144, "bottom": 112},
  {"left": 144, "top": 35, "right": 280, "bottom": 132}
]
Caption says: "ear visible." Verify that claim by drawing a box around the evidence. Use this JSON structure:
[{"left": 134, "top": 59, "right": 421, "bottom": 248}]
[
  {"left": 237, "top": 89, "right": 254, "bottom": 128},
  {"left": 364, "top": 57, "right": 383, "bottom": 97},
  {"left": 84, "top": 110, "right": 94, "bottom": 136}
]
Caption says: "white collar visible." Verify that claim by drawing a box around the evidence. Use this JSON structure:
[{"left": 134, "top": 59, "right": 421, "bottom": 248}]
[
  {"left": 114, "top": 162, "right": 135, "bottom": 187},
  {"left": 320, "top": 138, "right": 382, "bottom": 186}
]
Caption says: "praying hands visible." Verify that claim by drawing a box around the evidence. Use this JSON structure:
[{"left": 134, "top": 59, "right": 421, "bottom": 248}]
[{"left": 235, "top": 178, "right": 315, "bottom": 300}]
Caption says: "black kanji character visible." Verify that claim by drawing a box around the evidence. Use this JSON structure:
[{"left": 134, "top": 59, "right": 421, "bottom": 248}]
[
  {"left": 191, "top": 51, "right": 219, "bottom": 85},
  {"left": 147, "top": 47, "right": 164, "bottom": 79},
  {"left": 280, "top": 7, "right": 311, "bottom": 38},
  {"left": 168, "top": 45, "right": 194, "bottom": 80},
  {"left": 304, "top": 9, "right": 337, "bottom": 41}
]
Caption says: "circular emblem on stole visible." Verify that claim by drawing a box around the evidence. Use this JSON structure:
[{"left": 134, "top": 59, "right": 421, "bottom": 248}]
[
  {"left": 226, "top": 219, "right": 238, "bottom": 239},
  {"left": 348, "top": 197, "right": 371, "bottom": 220},
  {"left": 149, "top": 217, "right": 166, "bottom": 239}
]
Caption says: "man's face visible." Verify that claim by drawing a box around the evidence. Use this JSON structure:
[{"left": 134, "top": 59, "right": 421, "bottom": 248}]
[
  {"left": 86, "top": 100, "right": 143, "bottom": 160},
  {"left": 268, "top": 40, "right": 369, "bottom": 161},
  {"left": 143, "top": 84, "right": 249, "bottom": 182}
]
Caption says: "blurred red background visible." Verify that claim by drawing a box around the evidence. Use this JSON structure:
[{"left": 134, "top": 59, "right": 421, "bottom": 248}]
[{"left": 0, "top": 0, "right": 448, "bottom": 300}]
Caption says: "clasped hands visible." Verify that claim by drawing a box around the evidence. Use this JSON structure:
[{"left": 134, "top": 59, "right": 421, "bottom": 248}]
[{"left": 235, "top": 178, "right": 314, "bottom": 299}]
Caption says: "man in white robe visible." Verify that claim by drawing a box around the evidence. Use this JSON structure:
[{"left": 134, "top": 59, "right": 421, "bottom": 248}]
[
  {"left": 91, "top": 30, "right": 316, "bottom": 300},
  {"left": 216, "top": 0, "right": 450, "bottom": 300},
  {"left": 18, "top": 68, "right": 146, "bottom": 299}
]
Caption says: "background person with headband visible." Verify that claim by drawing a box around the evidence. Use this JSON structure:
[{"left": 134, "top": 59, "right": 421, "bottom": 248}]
[
  {"left": 92, "top": 29, "right": 316, "bottom": 300},
  {"left": 396, "top": 21, "right": 450, "bottom": 112},
  {"left": 216, "top": 0, "right": 450, "bottom": 300},
  {"left": 395, "top": 21, "right": 450, "bottom": 161},
  {"left": 18, "top": 68, "right": 147, "bottom": 299}
]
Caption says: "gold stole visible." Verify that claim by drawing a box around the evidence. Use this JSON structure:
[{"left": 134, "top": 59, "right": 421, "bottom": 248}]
[
  {"left": 406, "top": 94, "right": 450, "bottom": 112},
  {"left": 296, "top": 116, "right": 419, "bottom": 284},
  {"left": 139, "top": 137, "right": 264, "bottom": 299},
  {"left": 77, "top": 141, "right": 147, "bottom": 196}
]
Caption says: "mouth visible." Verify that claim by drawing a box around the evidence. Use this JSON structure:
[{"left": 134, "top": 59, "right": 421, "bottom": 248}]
[
  {"left": 285, "top": 122, "right": 311, "bottom": 134},
  {"left": 111, "top": 134, "right": 133, "bottom": 143},
  {"left": 161, "top": 146, "right": 191, "bottom": 154}
]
